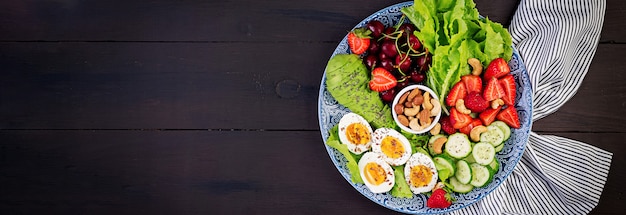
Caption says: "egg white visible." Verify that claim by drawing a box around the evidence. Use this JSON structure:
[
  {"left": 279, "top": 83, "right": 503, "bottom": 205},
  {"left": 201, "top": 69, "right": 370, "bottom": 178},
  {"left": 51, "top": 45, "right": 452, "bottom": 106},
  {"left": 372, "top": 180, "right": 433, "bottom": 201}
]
[
  {"left": 371, "top": 128, "right": 412, "bottom": 166},
  {"left": 404, "top": 152, "right": 439, "bottom": 194},
  {"left": 358, "top": 152, "right": 395, "bottom": 193},
  {"left": 337, "top": 112, "right": 373, "bottom": 154}
]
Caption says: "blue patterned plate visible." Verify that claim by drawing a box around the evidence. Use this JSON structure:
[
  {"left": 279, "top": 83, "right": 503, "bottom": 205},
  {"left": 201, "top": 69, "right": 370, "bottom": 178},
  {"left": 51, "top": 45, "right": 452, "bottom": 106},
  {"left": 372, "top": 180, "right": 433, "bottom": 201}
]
[{"left": 317, "top": 1, "right": 532, "bottom": 214}]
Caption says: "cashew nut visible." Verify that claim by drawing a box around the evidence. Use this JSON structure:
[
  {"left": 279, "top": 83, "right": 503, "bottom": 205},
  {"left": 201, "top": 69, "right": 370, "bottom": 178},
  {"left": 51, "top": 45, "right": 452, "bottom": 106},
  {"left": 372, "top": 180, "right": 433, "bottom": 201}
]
[
  {"left": 404, "top": 106, "right": 420, "bottom": 117},
  {"left": 470, "top": 125, "right": 488, "bottom": 142},
  {"left": 422, "top": 92, "right": 433, "bottom": 110},
  {"left": 491, "top": 99, "right": 504, "bottom": 109},
  {"left": 455, "top": 99, "right": 472, "bottom": 114},
  {"left": 432, "top": 182, "right": 445, "bottom": 192},
  {"left": 432, "top": 136, "right": 447, "bottom": 154},
  {"left": 430, "top": 123, "right": 441, "bottom": 135},
  {"left": 409, "top": 118, "right": 423, "bottom": 131},
  {"left": 430, "top": 98, "right": 441, "bottom": 117},
  {"left": 468, "top": 58, "right": 483, "bottom": 76}
]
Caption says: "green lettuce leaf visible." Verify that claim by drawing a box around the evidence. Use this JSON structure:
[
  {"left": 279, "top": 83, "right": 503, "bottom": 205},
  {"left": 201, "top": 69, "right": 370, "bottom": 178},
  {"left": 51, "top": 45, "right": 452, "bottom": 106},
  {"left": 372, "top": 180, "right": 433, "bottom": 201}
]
[
  {"left": 325, "top": 125, "right": 363, "bottom": 184},
  {"left": 390, "top": 165, "right": 413, "bottom": 198}
]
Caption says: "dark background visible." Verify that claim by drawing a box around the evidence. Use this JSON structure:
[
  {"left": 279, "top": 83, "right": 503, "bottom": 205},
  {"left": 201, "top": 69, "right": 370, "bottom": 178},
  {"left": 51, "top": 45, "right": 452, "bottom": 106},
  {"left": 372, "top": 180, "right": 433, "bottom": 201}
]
[{"left": 1, "top": 0, "right": 624, "bottom": 214}]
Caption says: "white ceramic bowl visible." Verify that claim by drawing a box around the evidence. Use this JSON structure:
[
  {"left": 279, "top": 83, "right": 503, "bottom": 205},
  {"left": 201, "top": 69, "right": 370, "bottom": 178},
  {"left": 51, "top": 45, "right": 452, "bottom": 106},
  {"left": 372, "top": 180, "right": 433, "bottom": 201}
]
[{"left": 391, "top": 84, "right": 442, "bottom": 134}]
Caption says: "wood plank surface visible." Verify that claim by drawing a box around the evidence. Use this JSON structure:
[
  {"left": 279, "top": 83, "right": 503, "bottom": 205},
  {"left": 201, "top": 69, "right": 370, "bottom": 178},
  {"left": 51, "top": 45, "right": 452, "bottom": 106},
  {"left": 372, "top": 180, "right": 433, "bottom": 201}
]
[
  {"left": 0, "top": 0, "right": 520, "bottom": 42},
  {"left": 2, "top": 43, "right": 625, "bottom": 131},
  {"left": 1, "top": 131, "right": 623, "bottom": 214}
]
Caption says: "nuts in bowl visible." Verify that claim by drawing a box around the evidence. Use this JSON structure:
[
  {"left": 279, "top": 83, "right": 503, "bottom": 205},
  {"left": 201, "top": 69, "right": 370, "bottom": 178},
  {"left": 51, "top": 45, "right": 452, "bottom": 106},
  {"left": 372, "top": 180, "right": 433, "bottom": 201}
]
[{"left": 392, "top": 85, "right": 442, "bottom": 134}]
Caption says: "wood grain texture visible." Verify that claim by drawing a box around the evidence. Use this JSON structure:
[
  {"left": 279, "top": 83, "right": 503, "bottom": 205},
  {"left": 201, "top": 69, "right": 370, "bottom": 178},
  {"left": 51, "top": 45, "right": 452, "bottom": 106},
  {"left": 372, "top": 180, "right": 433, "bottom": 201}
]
[
  {"left": 1, "top": 131, "right": 623, "bottom": 214},
  {"left": 2, "top": 43, "right": 625, "bottom": 131},
  {"left": 0, "top": 0, "right": 518, "bottom": 42}
]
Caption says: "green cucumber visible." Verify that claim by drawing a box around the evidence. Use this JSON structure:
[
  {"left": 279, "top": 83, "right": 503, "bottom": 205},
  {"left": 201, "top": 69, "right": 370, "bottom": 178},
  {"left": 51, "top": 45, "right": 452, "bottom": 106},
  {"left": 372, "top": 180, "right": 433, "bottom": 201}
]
[
  {"left": 491, "top": 121, "right": 511, "bottom": 140},
  {"left": 455, "top": 160, "right": 472, "bottom": 184},
  {"left": 471, "top": 142, "right": 496, "bottom": 165},
  {"left": 444, "top": 133, "right": 472, "bottom": 159},
  {"left": 488, "top": 157, "right": 500, "bottom": 172},
  {"left": 434, "top": 154, "right": 456, "bottom": 175},
  {"left": 470, "top": 163, "right": 494, "bottom": 187},
  {"left": 450, "top": 176, "right": 474, "bottom": 193},
  {"left": 480, "top": 125, "right": 505, "bottom": 146},
  {"left": 494, "top": 143, "right": 505, "bottom": 153}
]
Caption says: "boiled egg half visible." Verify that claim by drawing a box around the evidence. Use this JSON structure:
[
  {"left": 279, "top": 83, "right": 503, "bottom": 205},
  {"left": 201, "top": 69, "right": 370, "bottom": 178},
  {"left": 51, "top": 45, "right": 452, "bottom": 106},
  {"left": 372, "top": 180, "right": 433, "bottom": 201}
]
[
  {"left": 338, "top": 112, "right": 373, "bottom": 154},
  {"left": 358, "top": 152, "right": 395, "bottom": 193},
  {"left": 404, "top": 152, "right": 438, "bottom": 194},
  {"left": 371, "top": 128, "right": 412, "bottom": 166}
]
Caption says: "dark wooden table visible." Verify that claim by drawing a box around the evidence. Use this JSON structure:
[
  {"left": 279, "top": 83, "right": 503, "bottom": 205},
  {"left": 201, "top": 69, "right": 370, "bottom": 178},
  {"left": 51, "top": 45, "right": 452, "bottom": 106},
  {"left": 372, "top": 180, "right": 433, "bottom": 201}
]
[{"left": 1, "top": 0, "right": 624, "bottom": 214}]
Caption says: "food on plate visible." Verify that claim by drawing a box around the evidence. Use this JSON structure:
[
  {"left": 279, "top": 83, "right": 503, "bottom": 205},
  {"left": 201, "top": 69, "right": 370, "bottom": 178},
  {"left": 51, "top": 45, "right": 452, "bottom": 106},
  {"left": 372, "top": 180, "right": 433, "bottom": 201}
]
[
  {"left": 338, "top": 112, "right": 374, "bottom": 154},
  {"left": 358, "top": 152, "right": 395, "bottom": 193},
  {"left": 324, "top": 54, "right": 395, "bottom": 129},
  {"left": 323, "top": 0, "right": 524, "bottom": 210},
  {"left": 371, "top": 128, "right": 412, "bottom": 166},
  {"left": 404, "top": 152, "right": 439, "bottom": 194},
  {"left": 426, "top": 188, "right": 454, "bottom": 208}
]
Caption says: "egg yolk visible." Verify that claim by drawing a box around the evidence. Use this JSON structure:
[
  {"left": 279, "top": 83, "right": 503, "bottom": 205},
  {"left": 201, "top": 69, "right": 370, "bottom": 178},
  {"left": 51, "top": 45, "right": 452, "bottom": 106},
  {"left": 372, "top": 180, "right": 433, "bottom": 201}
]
[
  {"left": 380, "top": 136, "right": 405, "bottom": 159},
  {"left": 364, "top": 162, "right": 387, "bottom": 185},
  {"left": 409, "top": 165, "right": 433, "bottom": 188},
  {"left": 345, "top": 123, "right": 371, "bottom": 145}
]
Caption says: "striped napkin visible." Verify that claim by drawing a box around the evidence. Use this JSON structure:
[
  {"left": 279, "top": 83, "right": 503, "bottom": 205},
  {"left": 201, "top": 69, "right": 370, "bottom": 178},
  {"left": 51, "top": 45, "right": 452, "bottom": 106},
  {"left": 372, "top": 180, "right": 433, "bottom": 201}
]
[{"left": 452, "top": 0, "right": 613, "bottom": 214}]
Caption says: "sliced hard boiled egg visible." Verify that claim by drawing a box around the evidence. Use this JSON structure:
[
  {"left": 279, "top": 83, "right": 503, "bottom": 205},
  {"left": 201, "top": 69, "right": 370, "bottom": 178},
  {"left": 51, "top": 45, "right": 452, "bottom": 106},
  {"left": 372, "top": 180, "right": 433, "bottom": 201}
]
[
  {"left": 358, "top": 152, "right": 395, "bottom": 193},
  {"left": 371, "top": 128, "right": 412, "bottom": 166},
  {"left": 404, "top": 152, "right": 439, "bottom": 194},
  {"left": 338, "top": 112, "right": 373, "bottom": 154}
]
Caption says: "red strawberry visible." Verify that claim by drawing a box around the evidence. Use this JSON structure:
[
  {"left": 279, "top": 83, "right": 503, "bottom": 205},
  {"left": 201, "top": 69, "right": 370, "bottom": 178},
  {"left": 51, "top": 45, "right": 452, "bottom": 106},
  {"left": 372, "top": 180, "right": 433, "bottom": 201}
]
[
  {"left": 497, "top": 105, "right": 521, "bottom": 128},
  {"left": 440, "top": 116, "right": 456, "bottom": 135},
  {"left": 483, "top": 77, "right": 505, "bottom": 101},
  {"left": 450, "top": 108, "right": 473, "bottom": 129},
  {"left": 368, "top": 68, "right": 397, "bottom": 92},
  {"left": 461, "top": 75, "right": 482, "bottom": 94},
  {"left": 446, "top": 81, "right": 467, "bottom": 107},
  {"left": 479, "top": 108, "right": 500, "bottom": 126},
  {"left": 459, "top": 118, "right": 483, "bottom": 135},
  {"left": 427, "top": 188, "right": 454, "bottom": 208},
  {"left": 347, "top": 28, "right": 371, "bottom": 55},
  {"left": 499, "top": 74, "right": 516, "bottom": 106},
  {"left": 484, "top": 58, "right": 510, "bottom": 80},
  {"left": 464, "top": 92, "right": 489, "bottom": 113}
]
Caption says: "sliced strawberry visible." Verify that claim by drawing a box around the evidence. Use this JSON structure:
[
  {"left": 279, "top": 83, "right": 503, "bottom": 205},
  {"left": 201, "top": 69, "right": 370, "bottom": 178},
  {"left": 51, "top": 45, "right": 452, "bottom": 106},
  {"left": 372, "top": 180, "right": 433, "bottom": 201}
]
[
  {"left": 479, "top": 108, "right": 500, "bottom": 126},
  {"left": 499, "top": 74, "right": 516, "bottom": 106},
  {"left": 347, "top": 28, "right": 371, "bottom": 55},
  {"left": 450, "top": 108, "right": 473, "bottom": 129},
  {"left": 461, "top": 75, "right": 482, "bottom": 94},
  {"left": 464, "top": 92, "right": 489, "bottom": 113},
  {"left": 484, "top": 58, "right": 510, "bottom": 80},
  {"left": 446, "top": 81, "right": 467, "bottom": 107},
  {"left": 459, "top": 118, "right": 483, "bottom": 135},
  {"left": 497, "top": 105, "right": 521, "bottom": 128},
  {"left": 440, "top": 116, "right": 456, "bottom": 135},
  {"left": 368, "top": 68, "right": 397, "bottom": 92},
  {"left": 483, "top": 77, "right": 505, "bottom": 101}
]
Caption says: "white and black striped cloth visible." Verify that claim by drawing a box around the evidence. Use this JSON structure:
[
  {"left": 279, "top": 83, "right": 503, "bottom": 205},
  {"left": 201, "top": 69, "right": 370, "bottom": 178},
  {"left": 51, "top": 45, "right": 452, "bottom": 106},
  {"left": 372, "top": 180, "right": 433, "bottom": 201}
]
[{"left": 452, "top": 0, "right": 613, "bottom": 214}]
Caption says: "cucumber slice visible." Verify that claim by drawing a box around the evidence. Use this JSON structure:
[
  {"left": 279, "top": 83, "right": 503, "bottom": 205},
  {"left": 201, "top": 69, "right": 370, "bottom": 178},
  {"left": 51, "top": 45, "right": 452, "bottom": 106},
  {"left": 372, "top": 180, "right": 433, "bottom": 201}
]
[
  {"left": 455, "top": 160, "right": 472, "bottom": 184},
  {"left": 450, "top": 176, "right": 474, "bottom": 193},
  {"left": 470, "top": 163, "right": 493, "bottom": 187},
  {"left": 488, "top": 157, "right": 500, "bottom": 172},
  {"left": 444, "top": 133, "right": 472, "bottom": 159},
  {"left": 494, "top": 143, "right": 505, "bottom": 153},
  {"left": 491, "top": 121, "right": 511, "bottom": 140},
  {"left": 480, "top": 125, "right": 505, "bottom": 146},
  {"left": 434, "top": 154, "right": 456, "bottom": 174},
  {"left": 471, "top": 142, "right": 496, "bottom": 165},
  {"left": 428, "top": 134, "right": 446, "bottom": 155}
]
